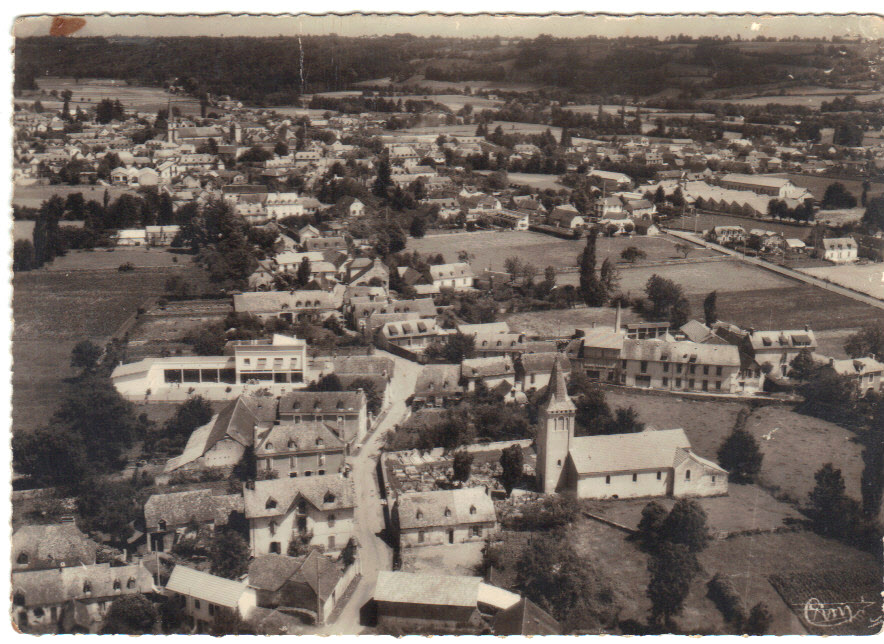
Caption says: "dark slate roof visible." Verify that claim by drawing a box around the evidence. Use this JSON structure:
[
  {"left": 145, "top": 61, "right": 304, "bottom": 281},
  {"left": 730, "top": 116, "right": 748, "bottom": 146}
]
[
  {"left": 278, "top": 391, "right": 366, "bottom": 415},
  {"left": 493, "top": 598, "right": 562, "bottom": 635},
  {"left": 12, "top": 563, "right": 153, "bottom": 608},
  {"left": 143, "top": 489, "right": 243, "bottom": 530},
  {"left": 205, "top": 394, "right": 278, "bottom": 452},
  {"left": 248, "top": 551, "right": 342, "bottom": 601},
  {"left": 12, "top": 524, "right": 100, "bottom": 570},
  {"left": 244, "top": 474, "right": 355, "bottom": 519}
]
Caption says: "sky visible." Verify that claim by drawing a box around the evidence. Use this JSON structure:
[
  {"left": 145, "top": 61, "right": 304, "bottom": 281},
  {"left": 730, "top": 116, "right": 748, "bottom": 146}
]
[{"left": 13, "top": 13, "right": 884, "bottom": 40}]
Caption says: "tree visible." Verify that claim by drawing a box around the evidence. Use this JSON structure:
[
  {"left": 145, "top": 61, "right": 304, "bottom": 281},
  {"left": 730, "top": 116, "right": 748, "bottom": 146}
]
[
  {"left": 311, "top": 373, "right": 343, "bottom": 391},
  {"left": 274, "top": 140, "right": 289, "bottom": 157},
  {"left": 674, "top": 242, "right": 692, "bottom": 259},
  {"left": 296, "top": 256, "right": 312, "bottom": 287},
  {"left": 579, "top": 229, "right": 606, "bottom": 306},
  {"left": 661, "top": 498, "right": 710, "bottom": 553},
  {"left": 608, "top": 406, "right": 645, "bottom": 434},
  {"left": 821, "top": 182, "right": 857, "bottom": 210},
  {"left": 233, "top": 445, "right": 257, "bottom": 482},
  {"left": 164, "top": 274, "right": 191, "bottom": 299},
  {"left": 409, "top": 215, "right": 427, "bottom": 238},
  {"left": 646, "top": 542, "right": 700, "bottom": 627},
  {"left": 844, "top": 322, "right": 884, "bottom": 359},
  {"left": 209, "top": 530, "right": 250, "bottom": 580},
  {"left": 599, "top": 258, "right": 619, "bottom": 297},
  {"left": 13, "top": 239, "right": 36, "bottom": 271},
  {"left": 452, "top": 451, "right": 474, "bottom": 482},
  {"left": 743, "top": 602, "right": 773, "bottom": 636},
  {"left": 102, "top": 594, "right": 158, "bottom": 635},
  {"left": 861, "top": 196, "right": 884, "bottom": 232},
  {"left": 211, "top": 608, "right": 254, "bottom": 635},
  {"left": 635, "top": 501, "right": 669, "bottom": 550},
  {"left": 163, "top": 395, "right": 213, "bottom": 440},
  {"left": 439, "top": 332, "right": 476, "bottom": 364},
  {"left": 71, "top": 340, "right": 103, "bottom": 374},
  {"left": 644, "top": 274, "right": 688, "bottom": 325},
  {"left": 703, "top": 291, "right": 718, "bottom": 326},
  {"left": 620, "top": 246, "right": 646, "bottom": 263},
  {"left": 560, "top": 127, "right": 572, "bottom": 148},
  {"left": 499, "top": 444, "right": 524, "bottom": 494},
  {"left": 860, "top": 404, "right": 884, "bottom": 521},
  {"left": 12, "top": 425, "right": 88, "bottom": 488},
  {"left": 717, "top": 426, "right": 763, "bottom": 483},
  {"left": 806, "top": 463, "right": 848, "bottom": 537},
  {"left": 373, "top": 155, "right": 392, "bottom": 199},
  {"left": 788, "top": 349, "right": 818, "bottom": 381}
]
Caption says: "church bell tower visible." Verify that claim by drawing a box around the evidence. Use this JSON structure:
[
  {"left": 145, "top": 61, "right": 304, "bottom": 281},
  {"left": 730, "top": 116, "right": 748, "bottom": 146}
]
[{"left": 536, "top": 356, "right": 576, "bottom": 494}]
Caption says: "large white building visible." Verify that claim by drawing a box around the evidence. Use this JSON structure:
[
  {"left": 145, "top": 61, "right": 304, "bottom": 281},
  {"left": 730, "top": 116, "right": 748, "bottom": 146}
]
[
  {"left": 111, "top": 334, "right": 310, "bottom": 401},
  {"left": 536, "top": 360, "right": 728, "bottom": 498}
]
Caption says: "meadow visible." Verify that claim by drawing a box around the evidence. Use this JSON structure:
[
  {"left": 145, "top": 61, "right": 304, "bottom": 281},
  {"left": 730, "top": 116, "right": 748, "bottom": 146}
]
[
  {"left": 799, "top": 263, "right": 884, "bottom": 301},
  {"left": 26, "top": 77, "right": 202, "bottom": 115},
  {"left": 13, "top": 183, "right": 135, "bottom": 209}
]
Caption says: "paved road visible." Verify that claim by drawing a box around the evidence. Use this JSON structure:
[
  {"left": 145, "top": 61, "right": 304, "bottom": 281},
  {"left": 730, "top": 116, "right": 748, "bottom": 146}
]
[
  {"left": 320, "top": 351, "right": 423, "bottom": 634},
  {"left": 667, "top": 229, "right": 884, "bottom": 310}
]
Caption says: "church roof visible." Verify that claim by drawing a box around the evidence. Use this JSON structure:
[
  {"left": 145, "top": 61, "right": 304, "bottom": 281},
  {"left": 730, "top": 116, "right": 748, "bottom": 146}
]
[{"left": 543, "top": 357, "right": 575, "bottom": 413}]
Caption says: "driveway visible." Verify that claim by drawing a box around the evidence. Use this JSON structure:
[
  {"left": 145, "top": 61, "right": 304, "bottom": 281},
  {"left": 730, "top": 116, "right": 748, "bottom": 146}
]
[{"left": 320, "top": 350, "right": 423, "bottom": 634}]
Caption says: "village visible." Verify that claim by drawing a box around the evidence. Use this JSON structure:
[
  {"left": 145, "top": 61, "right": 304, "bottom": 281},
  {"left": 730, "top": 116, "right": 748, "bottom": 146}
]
[{"left": 9, "top": 22, "right": 884, "bottom": 638}]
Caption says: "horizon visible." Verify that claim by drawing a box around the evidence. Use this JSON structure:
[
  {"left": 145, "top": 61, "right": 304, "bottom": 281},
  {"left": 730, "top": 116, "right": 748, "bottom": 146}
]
[{"left": 13, "top": 13, "right": 884, "bottom": 40}]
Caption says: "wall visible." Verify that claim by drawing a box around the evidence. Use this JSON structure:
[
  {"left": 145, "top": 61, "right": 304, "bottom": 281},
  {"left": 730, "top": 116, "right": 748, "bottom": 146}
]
[
  {"left": 576, "top": 469, "right": 672, "bottom": 499},
  {"left": 672, "top": 459, "right": 728, "bottom": 497},
  {"left": 400, "top": 521, "right": 496, "bottom": 548},
  {"left": 622, "top": 359, "right": 738, "bottom": 394},
  {"left": 250, "top": 506, "right": 355, "bottom": 556}
]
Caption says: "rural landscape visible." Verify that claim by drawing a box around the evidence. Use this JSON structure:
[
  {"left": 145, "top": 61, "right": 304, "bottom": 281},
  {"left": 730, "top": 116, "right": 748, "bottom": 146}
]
[{"left": 8, "top": 13, "right": 884, "bottom": 638}]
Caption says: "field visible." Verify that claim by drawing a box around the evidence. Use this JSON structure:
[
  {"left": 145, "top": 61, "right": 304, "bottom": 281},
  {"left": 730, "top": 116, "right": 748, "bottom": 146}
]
[
  {"left": 771, "top": 173, "right": 884, "bottom": 203},
  {"left": 12, "top": 260, "right": 207, "bottom": 434},
  {"left": 799, "top": 263, "right": 884, "bottom": 301},
  {"left": 42, "top": 247, "right": 191, "bottom": 271},
  {"left": 474, "top": 170, "right": 566, "bottom": 192},
  {"left": 14, "top": 219, "right": 84, "bottom": 241},
  {"left": 769, "top": 568, "right": 883, "bottom": 635},
  {"left": 13, "top": 183, "right": 136, "bottom": 209},
  {"left": 603, "top": 390, "right": 864, "bottom": 505},
  {"left": 665, "top": 213, "right": 813, "bottom": 239},
  {"left": 23, "top": 77, "right": 202, "bottom": 115},
  {"left": 408, "top": 230, "right": 717, "bottom": 274},
  {"left": 404, "top": 120, "right": 564, "bottom": 138},
  {"left": 703, "top": 90, "right": 884, "bottom": 108}
]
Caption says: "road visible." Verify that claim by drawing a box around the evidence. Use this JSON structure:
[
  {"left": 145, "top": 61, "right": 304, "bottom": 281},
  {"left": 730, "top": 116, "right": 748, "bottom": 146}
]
[{"left": 320, "top": 350, "right": 423, "bottom": 634}]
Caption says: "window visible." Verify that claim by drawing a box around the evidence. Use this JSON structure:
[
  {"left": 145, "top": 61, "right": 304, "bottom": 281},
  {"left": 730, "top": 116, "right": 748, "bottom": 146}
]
[
  {"left": 194, "top": 599, "right": 201, "bottom": 610},
  {"left": 632, "top": 473, "right": 637, "bottom": 482},
  {"left": 418, "top": 531, "right": 425, "bottom": 543},
  {"left": 316, "top": 438, "right": 324, "bottom": 447},
  {"left": 657, "top": 471, "right": 662, "bottom": 480},
  {"left": 469, "top": 505, "right": 476, "bottom": 515},
  {"left": 113, "top": 580, "right": 121, "bottom": 591},
  {"left": 16, "top": 552, "right": 28, "bottom": 565},
  {"left": 663, "top": 362, "right": 669, "bottom": 373},
  {"left": 605, "top": 475, "right": 611, "bottom": 484},
  {"left": 685, "top": 470, "right": 691, "bottom": 481},
  {"left": 416, "top": 509, "right": 423, "bottom": 519},
  {"left": 269, "top": 520, "right": 277, "bottom": 536},
  {"left": 304, "top": 471, "right": 313, "bottom": 477},
  {"left": 712, "top": 475, "right": 716, "bottom": 484},
  {"left": 83, "top": 581, "right": 92, "bottom": 594},
  {"left": 328, "top": 535, "right": 336, "bottom": 550},
  {"left": 640, "top": 361, "right": 648, "bottom": 373},
  {"left": 676, "top": 364, "right": 683, "bottom": 373},
  {"left": 716, "top": 366, "right": 723, "bottom": 376},
  {"left": 703, "top": 365, "right": 709, "bottom": 375},
  {"left": 324, "top": 491, "right": 336, "bottom": 504},
  {"left": 472, "top": 526, "right": 482, "bottom": 537},
  {"left": 328, "top": 514, "right": 336, "bottom": 527},
  {"left": 265, "top": 442, "right": 274, "bottom": 452},
  {"left": 689, "top": 365, "right": 697, "bottom": 375},
  {"left": 127, "top": 578, "right": 135, "bottom": 590},
  {"left": 269, "top": 542, "right": 281, "bottom": 554},
  {"left": 716, "top": 381, "right": 722, "bottom": 391},
  {"left": 444, "top": 508, "right": 452, "bottom": 517},
  {"left": 209, "top": 604, "right": 216, "bottom": 617},
  {"left": 662, "top": 377, "right": 669, "bottom": 387},
  {"left": 265, "top": 498, "right": 277, "bottom": 510},
  {"left": 688, "top": 379, "right": 695, "bottom": 389},
  {"left": 675, "top": 378, "right": 682, "bottom": 388},
  {"left": 318, "top": 469, "right": 325, "bottom": 475},
  {"left": 290, "top": 472, "right": 298, "bottom": 478}
]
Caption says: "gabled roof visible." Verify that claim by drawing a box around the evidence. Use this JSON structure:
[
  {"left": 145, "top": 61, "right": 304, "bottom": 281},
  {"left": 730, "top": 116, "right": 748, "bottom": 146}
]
[
  {"left": 397, "top": 487, "right": 496, "bottom": 530},
  {"left": 243, "top": 474, "right": 356, "bottom": 519},
  {"left": 622, "top": 338, "right": 741, "bottom": 366},
  {"left": 542, "top": 356, "right": 576, "bottom": 413},
  {"left": 569, "top": 428, "right": 723, "bottom": 475},
  {"left": 248, "top": 551, "right": 342, "bottom": 601},
  {"left": 204, "top": 394, "right": 279, "bottom": 453},
  {"left": 12, "top": 524, "right": 100, "bottom": 570},
  {"left": 278, "top": 390, "right": 366, "bottom": 416},
  {"left": 256, "top": 421, "right": 346, "bottom": 456},
  {"left": 165, "top": 565, "right": 249, "bottom": 608},
  {"left": 520, "top": 352, "right": 571, "bottom": 375},
  {"left": 429, "top": 262, "right": 474, "bottom": 281},
  {"left": 12, "top": 563, "right": 153, "bottom": 608},
  {"left": 144, "top": 489, "right": 243, "bottom": 530},
  {"left": 747, "top": 329, "right": 817, "bottom": 352},
  {"left": 415, "top": 363, "right": 464, "bottom": 396},
  {"left": 493, "top": 597, "right": 562, "bottom": 635},
  {"left": 374, "top": 571, "right": 480, "bottom": 608},
  {"left": 461, "top": 355, "right": 514, "bottom": 378}
]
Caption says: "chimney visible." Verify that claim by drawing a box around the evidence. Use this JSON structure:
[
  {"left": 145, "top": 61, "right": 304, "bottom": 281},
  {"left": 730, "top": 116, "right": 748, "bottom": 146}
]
[
  {"left": 614, "top": 301, "right": 622, "bottom": 332},
  {"left": 829, "top": 358, "right": 835, "bottom": 366},
  {"left": 245, "top": 480, "right": 255, "bottom": 491},
  {"left": 804, "top": 324, "right": 810, "bottom": 332},
  {"left": 748, "top": 327, "right": 755, "bottom": 336}
]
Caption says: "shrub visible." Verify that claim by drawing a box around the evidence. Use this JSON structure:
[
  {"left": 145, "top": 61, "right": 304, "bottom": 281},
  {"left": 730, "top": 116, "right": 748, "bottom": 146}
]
[
  {"left": 117, "top": 262, "right": 135, "bottom": 272},
  {"left": 707, "top": 573, "right": 747, "bottom": 627}
]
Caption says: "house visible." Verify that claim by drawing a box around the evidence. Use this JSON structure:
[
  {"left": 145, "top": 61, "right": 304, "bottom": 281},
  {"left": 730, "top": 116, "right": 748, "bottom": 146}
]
[
  {"left": 111, "top": 334, "right": 310, "bottom": 401},
  {"left": 460, "top": 356, "right": 516, "bottom": 393},
  {"left": 345, "top": 257, "right": 389, "bottom": 288},
  {"left": 12, "top": 524, "right": 101, "bottom": 571},
  {"left": 165, "top": 393, "right": 278, "bottom": 472},
  {"left": 145, "top": 225, "right": 181, "bottom": 246},
  {"left": 743, "top": 327, "right": 817, "bottom": 379},
  {"left": 492, "top": 598, "right": 562, "bottom": 635},
  {"left": 517, "top": 352, "right": 571, "bottom": 392},
  {"left": 371, "top": 572, "right": 486, "bottom": 633},
  {"left": 378, "top": 318, "right": 443, "bottom": 353},
  {"left": 595, "top": 197, "right": 624, "bottom": 220},
  {"left": 247, "top": 551, "right": 352, "bottom": 625},
  {"left": 546, "top": 205, "right": 585, "bottom": 229},
  {"left": 820, "top": 356, "right": 884, "bottom": 396},
  {"left": 412, "top": 363, "right": 464, "bottom": 409},
  {"left": 588, "top": 169, "right": 632, "bottom": 191},
  {"left": 619, "top": 338, "right": 742, "bottom": 393},
  {"left": 719, "top": 173, "right": 807, "bottom": 199},
  {"left": 255, "top": 421, "right": 346, "bottom": 478},
  {"left": 395, "top": 487, "right": 498, "bottom": 548},
  {"left": 113, "top": 229, "right": 148, "bottom": 246},
  {"left": 490, "top": 209, "right": 530, "bottom": 231},
  {"left": 565, "top": 327, "right": 625, "bottom": 382},
  {"left": 429, "top": 263, "right": 474, "bottom": 290},
  {"left": 233, "top": 290, "right": 341, "bottom": 324},
  {"left": 12, "top": 563, "right": 154, "bottom": 634},
  {"left": 818, "top": 237, "right": 858, "bottom": 263},
  {"left": 244, "top": 474, "right": 356, "bottom": 555},
  {"left": 277, "top": 390, "right": 368, "bottom": 445},
  {"left": 304, "top": 236, "right": 347, "bottom": 253},
  {"left": 536, "top": 359, "right": 728, "bottom": 497},
  {"left": 143, "top": 489, "right": 244, "bottom": 552},
  {"left": 164, "top": 565, "right": 257, "bottom": 634},
  {"left": 708, "top": 226, "right": 747, "bottom": 245}
]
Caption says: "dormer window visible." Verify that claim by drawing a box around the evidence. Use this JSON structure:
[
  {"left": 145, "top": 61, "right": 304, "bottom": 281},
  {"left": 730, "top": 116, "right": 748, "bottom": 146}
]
[
  {"left": 127, "top": 578, "right": 136, "bottom": 590},
  {"left": 314, "top": 401, "right": 322, "bottom": 410},
  {"left": 113, "top": 580, "right": 121, "bottom": 591},
  {"left": 444, "top": 508, "right": 451, "bottom": 517},
  {"left": 83, "top": 581, "right": 92, "bottom": 594},
  {"left": 416, "top": 509, "right": 423, "bottom": 519},
  {"left": 265, "top": 442, "right": 274, "bottom": 452},
  {"left": 324, "top": 491, "right": 335, "bottom": 504},
  {"left": 266, "top": 498, "right": 278, "bottom": 510},
  {"left": 288, "top": 439, "right": 297, "bottom": 449},
  {"left": 336, "top": 401, "right": 344, "bottom": 410},
  {"left": 158, "top": 520, "right": 167, "bottom": 531},
  {"left": 316, "top": 438, "right": 324, "bottom": 447},
  {"left": 469, "top": 505, "right": 476, "bottom": 515},
  {"left": 16, "top": 552, "right": 28, "bottom": 565}
]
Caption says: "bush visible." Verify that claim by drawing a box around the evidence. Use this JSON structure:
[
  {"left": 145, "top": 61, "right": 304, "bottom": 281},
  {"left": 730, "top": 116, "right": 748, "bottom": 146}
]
[
  {"left": 707, "top": 573, "right": 747, "bottom": 627},
  {"left": 118, "top": 262, "right": 135, "bottom": 272}
]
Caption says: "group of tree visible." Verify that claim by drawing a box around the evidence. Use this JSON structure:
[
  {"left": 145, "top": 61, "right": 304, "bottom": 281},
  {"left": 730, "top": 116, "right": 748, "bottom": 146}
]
[
  {"left": 642, "top": 274, "right": 691, "bottom": 328},
  {"left": 821, "top": 182, "right": 858, "bottom": 210},
  {"left": 578, "top": 229, "right": 619, "bottom": 306},
  {"left": 766, "top": 198, "right": 815, "bottom": 222},
  {"left": 568, "top": 371, "right": 646, "bottom": 436}
]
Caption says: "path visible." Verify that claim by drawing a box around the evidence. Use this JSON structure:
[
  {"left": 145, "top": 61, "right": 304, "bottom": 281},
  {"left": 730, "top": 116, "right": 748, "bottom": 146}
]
[
  {"left": 320, "top": 350, "right": 423, "bottom": 634},
  {"left": 667, "top": 229, "right": 884, "bottom": 310}
]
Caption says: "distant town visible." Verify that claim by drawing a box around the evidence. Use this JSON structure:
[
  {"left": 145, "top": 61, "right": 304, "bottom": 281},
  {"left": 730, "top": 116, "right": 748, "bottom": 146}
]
[{"left": 9, "top": 21, "right": 884, "bottom": 637}]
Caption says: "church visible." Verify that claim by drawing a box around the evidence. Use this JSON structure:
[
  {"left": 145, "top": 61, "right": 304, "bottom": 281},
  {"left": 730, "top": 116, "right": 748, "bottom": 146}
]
[{"left": 536, "top": 360, "right": 729, "bottom": 499}]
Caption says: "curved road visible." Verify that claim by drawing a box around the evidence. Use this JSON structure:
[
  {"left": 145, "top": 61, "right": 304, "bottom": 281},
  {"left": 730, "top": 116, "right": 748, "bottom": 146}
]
[{"left": 320, "top": 351, "right": 424, "bottom": 634}]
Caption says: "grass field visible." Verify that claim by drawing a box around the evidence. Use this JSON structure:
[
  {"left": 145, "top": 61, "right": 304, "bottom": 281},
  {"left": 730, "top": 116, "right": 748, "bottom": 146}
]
[
  {"left": 26, "top": 77, "right": 201, "bottom": 115},
  {"left": 14, "top": 219, "right": 84, "bottom": 241},
  {"left": 799, "top": 263, "right": 884, "bottom": 301},
  {"left": 408, "top": 230, "right": 717, "bottom": 274},
  {"left": 665, "top": 213, "right": 813, "bottom": 239},
  {"left": 13, "top": 183, "right": 136, "bottom": 209},
  {"left": 771, "top": 173, "right": 884, "bottom": 203},
  {"left": 12, "top": 261, "right": 207, "bottom": 434},
  {"left": 474, "top": 170, "right": 566, "bottom": 191},
  {"left": 43, "top": 247, "right": 192, "bottom": 271}
]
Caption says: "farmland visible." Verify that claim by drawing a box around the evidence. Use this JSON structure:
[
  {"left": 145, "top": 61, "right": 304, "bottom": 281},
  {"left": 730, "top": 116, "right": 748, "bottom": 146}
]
[
  {"left": 799, "top": 263, "right": 884, "bottom": 301},
  {"left": 702, "top": 89, "right": 884, "bottom": 108},
  {"left": 14, "top": 219, "right": 83, "bottom": 241},
  {"left": 665, "top": 212, "right": 814, "bottom": 239},
  {"left": 13, "top": 183, "right": 136, "bottom": 209},
  {"left": 42, "top": 247, "right": 191, "bottom": 271},
  {"left": 474, "top": 170, "right": 567, "bottom": 192},
  {"left": 407, "top": 230, "right": 717, "bottom": 274},
  {"left": 12, "top": 260, "right": 208, "bottom": 435},
  {"left": 22, "top": 77, "right": 202, "bottom": 115},
  {"left": 771, "top": 173, "right": 884, "bottom": 203}
]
